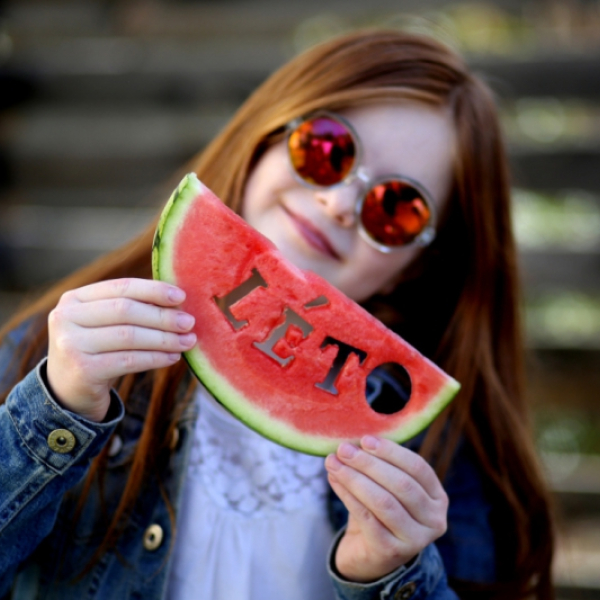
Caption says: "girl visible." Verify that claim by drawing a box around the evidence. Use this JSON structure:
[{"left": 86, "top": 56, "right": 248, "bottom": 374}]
[{"left": 0, "top": 30, "right": 554, "bottom": 599}]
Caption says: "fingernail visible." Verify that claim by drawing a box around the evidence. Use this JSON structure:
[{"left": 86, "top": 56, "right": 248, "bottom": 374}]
[
  {"left": 168, "top": 353, "right": 181, "bottom": 362},
  {"left": 361, "top": 435, "right": 380, "bottom": 451},
  {"left": 169, "top": 287, "right": 185, "bottom": 303},
  {"left": 180, "top": 333, "right": 196, "bottom": 347},
  {"left": 338, "top": 442, "right": 358, "bottom": 459},
  {"left": 325, "top": 454, "right": 342, "bottom": 471},
  {"left": 177, "top": 312, "right": 195, "bottom": 330}
]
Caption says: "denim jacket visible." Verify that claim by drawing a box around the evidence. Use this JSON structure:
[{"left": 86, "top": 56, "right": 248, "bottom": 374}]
[{"left": 0, "top": 321, "right": 496, "bottom": 599}]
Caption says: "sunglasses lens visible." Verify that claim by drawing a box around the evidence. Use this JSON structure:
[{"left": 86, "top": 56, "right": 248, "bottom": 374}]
[
  {"left": 361, "top": 181, "right": 431, "bottom": 246},
  {"left": 288, "top": 116, "right": 356, "bottom": 186}
]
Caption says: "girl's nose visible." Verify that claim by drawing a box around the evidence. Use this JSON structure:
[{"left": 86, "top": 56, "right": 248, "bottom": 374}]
[{"left": 314, "top": 182, "right": 361, "bottom": 228}]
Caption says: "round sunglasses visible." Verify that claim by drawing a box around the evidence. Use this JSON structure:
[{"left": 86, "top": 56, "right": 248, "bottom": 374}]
[{"left": 286, "top": 111, "right": 436, "bottom": 253}]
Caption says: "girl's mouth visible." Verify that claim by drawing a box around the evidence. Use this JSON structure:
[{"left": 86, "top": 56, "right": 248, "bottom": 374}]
[{"left": 281, "top": 205, "right": 341, "bottom": 260}]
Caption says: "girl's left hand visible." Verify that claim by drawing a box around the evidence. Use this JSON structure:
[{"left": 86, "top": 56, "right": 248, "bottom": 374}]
[{"left": 325, "top": 436, "right": 448, "bottom": 583}]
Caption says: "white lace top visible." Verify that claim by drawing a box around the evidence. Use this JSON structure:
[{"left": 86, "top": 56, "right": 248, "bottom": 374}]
[{"left": 166, "top": 385, "right": 336, "bottom": 600}]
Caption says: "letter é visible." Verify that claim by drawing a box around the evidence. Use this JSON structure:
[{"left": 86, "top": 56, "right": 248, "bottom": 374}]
[{"left": 253, "top": 307, "right": 313, "bottom": 367}]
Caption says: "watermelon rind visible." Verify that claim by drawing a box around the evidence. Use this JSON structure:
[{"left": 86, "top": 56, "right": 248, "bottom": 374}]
[
  {"left": 152, "top": 173, "right": 204, "bottom": 280},
  {"left": 153, "top": 173, "right": 460, "bottom": 456},
  {"left": 185, "top": 348, "right": 459, "bottom": 455}
]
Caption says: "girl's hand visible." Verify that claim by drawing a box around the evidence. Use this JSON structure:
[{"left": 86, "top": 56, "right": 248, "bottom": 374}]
[
  {"left": 325, "top": 436, "right": 448, "bottom": 583},
  {"left": 47, "top": 278, "right": 196, "bottom": 422}
]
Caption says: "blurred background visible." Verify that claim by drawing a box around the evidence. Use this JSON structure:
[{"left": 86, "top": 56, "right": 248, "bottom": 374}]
[{"left": 0, "top": 0, "right": 598, "bottom": 596}]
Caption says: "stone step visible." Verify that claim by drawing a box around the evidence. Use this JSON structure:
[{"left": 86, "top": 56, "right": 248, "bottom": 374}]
[
  {"left": 0, "top": 205, "right": 157, "bottom": 252},
  {"left": 7, "top": 107, "right": 234, "bottom": 162},
  {"left": 11, "top": 36, "right": 287, "bottom": 83},
  {"left": 10, "top": 34, "right": 600, "bottom": 103},
  {"left": 5, "top": 105, "right": 600, "bottom": 192},
  {"left": 1, "top": 186, "right": 160, "bottom": 208},
  {"left": 34, "top": 71, "right": 259, "bottom": 109},
  {"left": 0, "top": 204, "right": 156, "bottom": 289},
  {"left": 4, "top": 107, "right": 232, "bottom": 188},
  {"left": 5, "top": 0, "right": 109, "bottom": 37},
  {"left": 520, "top": 251, "right": 600, "bottom": 294},
  {"left": 554, "top": 514, "right": 600, "bottom": 595},
  {"left": 5, "top": 0, "right": 526, "bottom": 40},
  {"left": 556, "top": 587, "right": 600, "bottom": 600},
  {"left": 474, "top": 54, "right": 600, "bottom": 101},
  {"left": 548, "top": 454, "right": 600, "bottom": 512},
  {"left": 511, "top": 146, "right": 600, "bottom": 195},
  {"left": 553, "top": 456, "right": 600, "bottom": 592}
]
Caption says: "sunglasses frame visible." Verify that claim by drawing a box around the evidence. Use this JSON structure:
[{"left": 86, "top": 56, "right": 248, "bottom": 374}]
[{"left": 286, "top": 111, "right": 437, "bottom": 253}]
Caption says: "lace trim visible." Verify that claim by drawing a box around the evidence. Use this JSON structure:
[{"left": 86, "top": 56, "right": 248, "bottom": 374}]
[{"left": 186, "top": 388, "right": 329, "bottom": 517}]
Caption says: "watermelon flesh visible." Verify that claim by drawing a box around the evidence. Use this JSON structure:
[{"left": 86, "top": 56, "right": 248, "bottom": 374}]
[{"left": 152, "top": 173, "right": 460, "bottom": 456}]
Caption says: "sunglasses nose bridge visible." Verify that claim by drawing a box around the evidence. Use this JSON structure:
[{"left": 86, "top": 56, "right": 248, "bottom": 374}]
[{"left": 354, "top": 166, "right": 370, "bottom": 185}]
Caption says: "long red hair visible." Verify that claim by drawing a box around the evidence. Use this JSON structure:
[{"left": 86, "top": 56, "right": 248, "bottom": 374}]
[{"left": 0, "top": 30, "right": 554, "bottom": 598}]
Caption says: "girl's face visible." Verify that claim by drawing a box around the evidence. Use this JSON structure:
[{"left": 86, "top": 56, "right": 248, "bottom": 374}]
[{"left": 241, "top": 101, "right": 455, "bottom": 302}]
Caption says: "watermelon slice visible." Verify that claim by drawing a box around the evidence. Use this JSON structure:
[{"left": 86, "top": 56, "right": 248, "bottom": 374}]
[{"left": 152, "top": 173, "right": 459, "bottom": 455}]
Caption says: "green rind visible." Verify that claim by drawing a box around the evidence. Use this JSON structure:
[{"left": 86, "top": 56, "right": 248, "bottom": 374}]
[
  {"left": 152, "top": 173, "right": 204, "bottom": 283},
  {"left": 183, "top": 344, "right": 459, "bottom": 456},
  {"left": 153, "top": 172, "right": 461, "bottom": 456},
  {"left": 184, "top": 345, "right": 339, "bottom": 456}
]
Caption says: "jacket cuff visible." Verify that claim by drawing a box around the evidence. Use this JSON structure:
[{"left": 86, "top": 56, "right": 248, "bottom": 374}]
[
  {"left": 6, "top": 358, "right": 124, "bottom": 475},
  {"left": 327, "top": 528, "right": 446, "bottom": 600}
]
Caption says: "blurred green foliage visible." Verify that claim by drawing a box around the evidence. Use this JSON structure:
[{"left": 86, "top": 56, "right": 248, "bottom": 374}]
[
  {"left": 512, "top": 188, "right": 600, "bottom": 252},
  {"left": 292, "top": 1, "right": 600, "bottom": 56}
]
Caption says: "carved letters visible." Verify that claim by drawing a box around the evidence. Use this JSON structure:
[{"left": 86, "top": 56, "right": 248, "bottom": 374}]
[
  {"left": 314, "top": 337, "right": 367, "bottom": 395},
  {"left": 252, "top": 307, "right": 313, "bottom": 367},
  {"left": 213, "top": 269, "right": 368, "bottom": 395}
]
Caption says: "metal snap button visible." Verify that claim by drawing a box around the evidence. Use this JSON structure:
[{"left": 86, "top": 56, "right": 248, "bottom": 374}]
[
  {"left": 47, "top": 429, "right": 76, "bottom": 453},
  {"left": 108, "top": 434, "right": 123, "bottom": 457},
  {"left": 394, "top": 582, "right": 417, "bottom": 600},
  {"left": 143, "top": 524, "right": 164, "bottom": 551},
  {"left": 170, "top": 427, "right": 180, "bottom": 451}
]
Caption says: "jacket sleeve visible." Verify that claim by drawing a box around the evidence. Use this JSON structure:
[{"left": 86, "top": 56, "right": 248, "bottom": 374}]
[
  {"left": 0, "top": 355, "right": 124, "bottom": 595},
  {"left": 327, "top": 530, "right": 459, "bottom": 600}
]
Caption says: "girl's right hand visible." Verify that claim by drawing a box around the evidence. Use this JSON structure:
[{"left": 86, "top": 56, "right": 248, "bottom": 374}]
[{"left": 46, "top": 278, "right": 196, "bottom": 422}]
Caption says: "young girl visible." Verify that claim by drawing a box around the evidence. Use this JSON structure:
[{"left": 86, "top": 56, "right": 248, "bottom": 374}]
[{"left": 0, "top": 30, "right": 554, "bottom": 599}]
